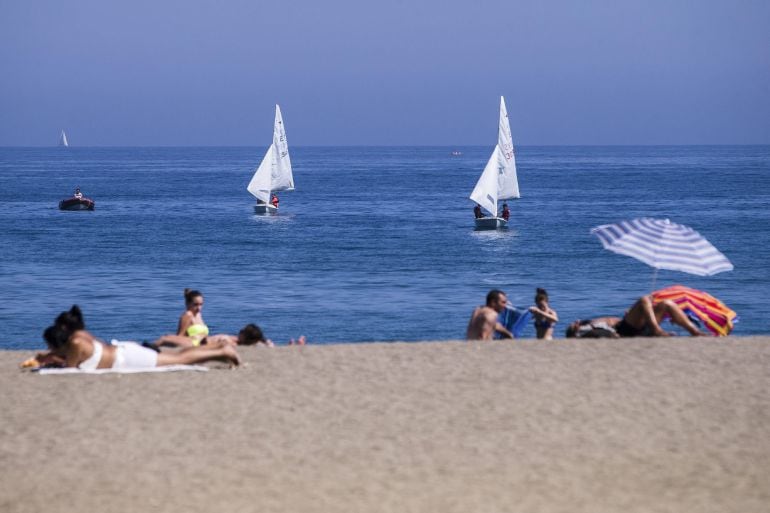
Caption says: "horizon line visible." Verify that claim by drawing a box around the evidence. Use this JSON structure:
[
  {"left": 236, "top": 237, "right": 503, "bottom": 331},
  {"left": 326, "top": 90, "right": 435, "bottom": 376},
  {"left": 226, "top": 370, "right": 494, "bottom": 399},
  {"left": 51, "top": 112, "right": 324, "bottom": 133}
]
[{"left": 2, "top": 143, "right": 770, "bottom": 149}]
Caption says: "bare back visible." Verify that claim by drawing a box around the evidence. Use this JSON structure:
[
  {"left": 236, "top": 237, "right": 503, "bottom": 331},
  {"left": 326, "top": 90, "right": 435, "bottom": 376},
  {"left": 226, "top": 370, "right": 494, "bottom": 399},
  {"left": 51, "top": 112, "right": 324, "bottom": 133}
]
[{"left": 466, "top": 306, "right": 499, "bottom": 340}]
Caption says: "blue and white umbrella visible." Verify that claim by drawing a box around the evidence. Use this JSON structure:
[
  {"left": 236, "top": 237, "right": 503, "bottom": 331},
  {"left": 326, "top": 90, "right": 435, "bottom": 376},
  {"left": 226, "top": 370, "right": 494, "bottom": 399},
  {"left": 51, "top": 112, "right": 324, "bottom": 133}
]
[{"left": 591, "top": 218, "right": 734, "bottom": 277}]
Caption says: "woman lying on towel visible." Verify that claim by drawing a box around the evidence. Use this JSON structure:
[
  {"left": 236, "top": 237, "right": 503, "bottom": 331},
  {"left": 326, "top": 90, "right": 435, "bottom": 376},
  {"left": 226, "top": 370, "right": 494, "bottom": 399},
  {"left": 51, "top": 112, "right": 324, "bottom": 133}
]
[
  {"left": 151, "top": 323, "right": 282, "bottom": 349},
  {"left": 565, "top": 295, "right": 709, "bottom": 338},
  {"left": 38, "top": 305, "right": 241, "bottom": 369}
]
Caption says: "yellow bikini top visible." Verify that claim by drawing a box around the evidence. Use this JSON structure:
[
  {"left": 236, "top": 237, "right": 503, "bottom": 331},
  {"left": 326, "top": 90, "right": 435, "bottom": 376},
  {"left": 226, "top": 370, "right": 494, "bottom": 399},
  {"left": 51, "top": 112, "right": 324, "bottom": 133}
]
[{"left": 186, "top": 323, "right": 210, "bottom": 344}]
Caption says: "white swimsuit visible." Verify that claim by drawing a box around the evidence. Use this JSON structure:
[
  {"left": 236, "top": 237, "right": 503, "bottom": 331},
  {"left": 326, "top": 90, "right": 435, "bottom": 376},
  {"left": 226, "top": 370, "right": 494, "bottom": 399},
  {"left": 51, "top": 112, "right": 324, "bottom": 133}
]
[
  {"left": 77, "top": 340, "right": 158, "bottom": 370},
  {"left": 111, "top": 340, "right": 158, "bottom": 369},
  {"left": 78, "top": 340, "right": 104, "bottom": 370}
]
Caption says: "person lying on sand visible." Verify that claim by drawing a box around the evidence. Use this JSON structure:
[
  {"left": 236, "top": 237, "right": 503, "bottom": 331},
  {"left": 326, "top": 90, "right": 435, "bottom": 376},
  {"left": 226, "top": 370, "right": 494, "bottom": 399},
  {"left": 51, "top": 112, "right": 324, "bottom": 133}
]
[
  {"left": 466, "top": 289, "right": 514, "bottom": 340},
  {"left": 566, "top": 295, "right": 709, "bottom": 338},
  {"left": 152, "top": 323, "right": 285, "bottom": 349},
  {"left": 33, "top": 305, "right": 240, "bottom": 369}
]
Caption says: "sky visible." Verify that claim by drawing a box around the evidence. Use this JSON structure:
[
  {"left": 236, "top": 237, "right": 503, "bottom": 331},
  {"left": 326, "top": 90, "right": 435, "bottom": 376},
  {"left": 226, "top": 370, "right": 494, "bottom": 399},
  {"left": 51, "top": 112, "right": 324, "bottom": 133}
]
[{"left": 1, "top": 0, "right": 768, "bottom": 146}]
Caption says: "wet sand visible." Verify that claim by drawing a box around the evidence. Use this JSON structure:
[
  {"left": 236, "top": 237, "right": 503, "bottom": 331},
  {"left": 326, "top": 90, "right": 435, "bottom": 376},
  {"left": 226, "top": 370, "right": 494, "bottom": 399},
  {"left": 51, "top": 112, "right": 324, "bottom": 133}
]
[{"left": 2, "top": 337, "right": 769, "bottom": 513}]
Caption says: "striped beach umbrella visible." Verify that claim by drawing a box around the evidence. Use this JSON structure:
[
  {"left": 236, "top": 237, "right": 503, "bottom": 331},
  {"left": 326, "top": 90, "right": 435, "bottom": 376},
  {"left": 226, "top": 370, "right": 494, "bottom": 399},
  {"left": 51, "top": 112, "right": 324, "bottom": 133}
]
[
  {"left": 651, "top": 285, "right": 737, "bottom": 336},
  {"left": 591, "top": 218, "right": 734, "bottom": 277}
]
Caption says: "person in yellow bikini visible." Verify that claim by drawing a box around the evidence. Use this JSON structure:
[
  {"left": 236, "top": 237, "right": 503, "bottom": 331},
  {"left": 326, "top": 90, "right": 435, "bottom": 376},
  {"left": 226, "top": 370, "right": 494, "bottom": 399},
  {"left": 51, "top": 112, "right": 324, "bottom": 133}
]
[{"left": 178, "top": 289, "right": 209, "bottom": 346}]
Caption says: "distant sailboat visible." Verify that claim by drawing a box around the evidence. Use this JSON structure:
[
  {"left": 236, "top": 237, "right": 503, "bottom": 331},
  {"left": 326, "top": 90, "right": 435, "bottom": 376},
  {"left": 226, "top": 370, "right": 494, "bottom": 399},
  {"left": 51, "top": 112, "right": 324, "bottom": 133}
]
[
  {"left": 469, "top": 96, "right": 520, "bottom": 230},
  {"left": 247, "top": 105, "right": 294, "bottom": 215},
  {"left": 59, "top": 130, "right": 69, "bottom": 147}
]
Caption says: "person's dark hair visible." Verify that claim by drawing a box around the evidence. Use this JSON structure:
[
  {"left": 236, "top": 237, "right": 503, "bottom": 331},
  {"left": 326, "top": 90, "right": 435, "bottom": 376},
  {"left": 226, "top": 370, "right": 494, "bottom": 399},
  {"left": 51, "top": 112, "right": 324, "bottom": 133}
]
[
  {"left": 565, "top": 324, "right": 577, "bottom": 338},
  {"left": 184, "top": 288, "right": 203, "bottom": 306},
  {"left": 486, "top": 289, "right": 505, "bottom": 306},
  {"left": 535, "top": 287, "right": 549, "bottom": 304},
  {"left": 238, "top": 324, "right": 265, "bottom": 345},
  {"left": 44, "top": 305, "right": 85, "bottom": 350}
]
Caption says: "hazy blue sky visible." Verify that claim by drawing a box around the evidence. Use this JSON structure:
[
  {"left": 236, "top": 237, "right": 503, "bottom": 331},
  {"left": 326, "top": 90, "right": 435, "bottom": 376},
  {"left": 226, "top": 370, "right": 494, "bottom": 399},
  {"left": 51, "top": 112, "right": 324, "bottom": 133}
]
[{"left": 1, "top": 0, "right": 768, "bottom": 146}]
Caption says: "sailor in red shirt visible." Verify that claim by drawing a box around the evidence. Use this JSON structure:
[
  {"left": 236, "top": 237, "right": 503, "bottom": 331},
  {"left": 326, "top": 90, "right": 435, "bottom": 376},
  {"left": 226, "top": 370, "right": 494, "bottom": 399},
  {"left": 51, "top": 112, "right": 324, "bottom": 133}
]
[
  {"left": 500, "top": 203, "right": 510, "bottom": 221},
  {"left": 270, "top": 194, "right": 279, "bottom": 209}
]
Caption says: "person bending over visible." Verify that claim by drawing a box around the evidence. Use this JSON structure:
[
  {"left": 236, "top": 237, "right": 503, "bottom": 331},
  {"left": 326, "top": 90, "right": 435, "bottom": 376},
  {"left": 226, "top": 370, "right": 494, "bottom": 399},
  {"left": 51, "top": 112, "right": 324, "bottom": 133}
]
[{"left": 466, "top": 289, "right": 514, "bottom": 340}]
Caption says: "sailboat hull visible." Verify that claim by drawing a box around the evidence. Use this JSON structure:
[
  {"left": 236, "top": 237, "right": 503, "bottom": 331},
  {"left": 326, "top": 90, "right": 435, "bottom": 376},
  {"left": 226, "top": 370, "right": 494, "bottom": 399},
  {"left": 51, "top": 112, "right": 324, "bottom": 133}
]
[
  {"left": 59, "top": 197, "right": 95, "bottom": 211},
  {"left": 474, "top": 217, "right": 507, "bottom": 230},
  {"left": 254, "top": 204, "right": 278, "bottom": 215}
]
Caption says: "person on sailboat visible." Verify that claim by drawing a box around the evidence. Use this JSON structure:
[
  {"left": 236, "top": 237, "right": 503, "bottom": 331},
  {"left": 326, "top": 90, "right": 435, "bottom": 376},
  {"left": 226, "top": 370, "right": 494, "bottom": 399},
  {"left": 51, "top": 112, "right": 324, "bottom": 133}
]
[
  {"left": 500, "top": 203, "right": 510, "bottom": 221},
  {"left": 271, "top": 194, "right": 279, "bottom": 209},
  {"left": 466, "top": 289, "right": 514, "bottom": 340},
  {"left": 473, "top": 204, "right": 484, "bottom": 219},
  {"left": 74, "top": 187, "right": 83, "bottom": 200}
]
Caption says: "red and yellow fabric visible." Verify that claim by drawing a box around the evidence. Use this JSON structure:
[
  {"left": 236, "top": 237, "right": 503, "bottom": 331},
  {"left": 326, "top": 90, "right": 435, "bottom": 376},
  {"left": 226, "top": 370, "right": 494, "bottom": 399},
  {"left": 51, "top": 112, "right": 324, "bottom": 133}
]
[{"left": 651, "top": 285, "right": 737, "bottom": 336}]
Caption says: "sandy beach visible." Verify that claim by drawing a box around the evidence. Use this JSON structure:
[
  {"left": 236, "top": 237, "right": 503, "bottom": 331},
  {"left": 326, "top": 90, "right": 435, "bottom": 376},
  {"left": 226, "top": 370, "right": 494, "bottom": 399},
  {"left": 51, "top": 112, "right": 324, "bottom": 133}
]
[{"left": 2, "top": 337, "right": 769, "bottom": 513}]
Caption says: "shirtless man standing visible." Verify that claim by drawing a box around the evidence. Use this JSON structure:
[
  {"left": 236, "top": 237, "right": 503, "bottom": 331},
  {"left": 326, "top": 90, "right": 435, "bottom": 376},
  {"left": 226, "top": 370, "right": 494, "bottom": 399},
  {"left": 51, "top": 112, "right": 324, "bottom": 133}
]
[{"left": 466, "top": 289, "right": 514, "bottom": 340}]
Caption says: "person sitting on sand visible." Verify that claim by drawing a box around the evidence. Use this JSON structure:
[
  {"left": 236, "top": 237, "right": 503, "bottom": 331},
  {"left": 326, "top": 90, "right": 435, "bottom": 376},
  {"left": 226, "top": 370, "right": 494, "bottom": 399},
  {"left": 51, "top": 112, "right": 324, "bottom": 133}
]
[
  {"left": 38, "top": 305, "right": 240, "bottom": 369},
  {"left": 565, "top": 295, "right": 709, "bottom": 338},
  {"left": 153, "top": 323, "right": 281, "bottom": 349},
  {"left": 466, "top": 289, "right": 514, "bottom": 340},
  {"left": 529, "top": 287, "right": 558, "bottom": 340},
  {"left": 177, "top": 289, "right": 209, "bottom": 346}
]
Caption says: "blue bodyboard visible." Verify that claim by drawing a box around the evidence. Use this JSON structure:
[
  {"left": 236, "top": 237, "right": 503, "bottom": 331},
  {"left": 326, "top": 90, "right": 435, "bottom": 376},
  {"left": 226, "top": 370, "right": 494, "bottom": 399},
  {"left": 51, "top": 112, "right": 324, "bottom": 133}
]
[{"left": 496, "top": 306, "right": 531, "bottom": 339}]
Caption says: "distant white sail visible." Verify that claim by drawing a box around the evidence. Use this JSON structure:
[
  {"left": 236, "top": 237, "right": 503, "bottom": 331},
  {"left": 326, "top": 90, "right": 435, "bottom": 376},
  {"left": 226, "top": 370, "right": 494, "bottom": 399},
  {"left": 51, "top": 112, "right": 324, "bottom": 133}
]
[
  {"left": 469, "top": 96, "right": 520, "bottom": 217},
  {"left": 247, "top": 105, "right": 294, "bottom": 203},
  {"left": 59, "top": 130, "right": 69, "bottom": 147}
]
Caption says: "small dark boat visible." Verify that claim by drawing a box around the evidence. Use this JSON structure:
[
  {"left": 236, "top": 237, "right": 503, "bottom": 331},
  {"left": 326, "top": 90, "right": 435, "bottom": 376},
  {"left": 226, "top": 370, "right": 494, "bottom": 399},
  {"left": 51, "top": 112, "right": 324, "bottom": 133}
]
[{"left": 59, "top": 196, "right": 95, "bottom": 211}]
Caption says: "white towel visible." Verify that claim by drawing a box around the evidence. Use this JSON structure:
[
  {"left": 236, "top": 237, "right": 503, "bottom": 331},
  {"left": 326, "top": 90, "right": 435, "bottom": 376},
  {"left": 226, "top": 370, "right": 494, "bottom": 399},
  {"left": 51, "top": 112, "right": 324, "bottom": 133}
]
[{"left": 34, "top": 365, "right": 209, "bottom": 375}]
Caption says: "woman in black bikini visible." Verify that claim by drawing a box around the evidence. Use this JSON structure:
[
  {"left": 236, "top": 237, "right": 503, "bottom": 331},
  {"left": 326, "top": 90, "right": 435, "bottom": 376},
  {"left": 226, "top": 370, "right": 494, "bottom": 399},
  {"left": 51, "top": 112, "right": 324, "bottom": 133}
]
[{"left": 529, "top": 288, "right": 558, "bottom": 340}]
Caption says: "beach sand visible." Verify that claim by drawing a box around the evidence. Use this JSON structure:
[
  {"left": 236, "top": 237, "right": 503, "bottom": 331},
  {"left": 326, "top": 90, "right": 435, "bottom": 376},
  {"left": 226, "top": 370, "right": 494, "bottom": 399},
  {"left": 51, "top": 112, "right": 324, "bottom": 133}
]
[{"left": 2, "top": 337, "right": 769, "bottom": 513}]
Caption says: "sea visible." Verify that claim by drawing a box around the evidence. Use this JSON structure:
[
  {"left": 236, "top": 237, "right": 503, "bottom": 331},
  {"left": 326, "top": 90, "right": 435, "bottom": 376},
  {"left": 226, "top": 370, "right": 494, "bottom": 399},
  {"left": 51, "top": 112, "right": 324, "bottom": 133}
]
[{"left": 1, "top": 145, "right": 768, "bottom": 349}]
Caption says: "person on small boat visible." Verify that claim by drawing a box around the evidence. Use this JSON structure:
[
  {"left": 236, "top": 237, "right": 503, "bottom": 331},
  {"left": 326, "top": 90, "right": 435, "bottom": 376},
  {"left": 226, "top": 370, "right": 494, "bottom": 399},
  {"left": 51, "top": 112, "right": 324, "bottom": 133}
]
[
  {"left": 565, "top": 295, "right": 709, "bottom": 338},
  {"left": 500, "top": 203, "right": 510, "bottom": 221},
  {"left": 74, "top": 187, "right": 83, "bottom": 200},
  {"left": 38, "top": 305, "right": 240, "bottom": 369},
  {"left": 466, "top": 289, "right": 514, "bottom": 340},
  {"left": 177, "top": 289, "right": 209, "bottom": 345},
  {"left": 473, "top": 204, "right": 484, "bottom": 219},
  {"left": 271, "top": 193, "right": 279, "bottom": 209},
  {"left": 529, "top": 287, "right": 558, "bottom": 340},
  {"left": 153, "top": 323, "right": 278, "bottom": 349}
]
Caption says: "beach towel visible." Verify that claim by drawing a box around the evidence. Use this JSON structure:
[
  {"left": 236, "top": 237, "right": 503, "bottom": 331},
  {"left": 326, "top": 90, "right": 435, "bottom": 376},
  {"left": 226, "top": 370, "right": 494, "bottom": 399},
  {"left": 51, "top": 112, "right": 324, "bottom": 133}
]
[
  {"left": 496, "top": 306, "right": 532, "bottom": 339},
  {"left": 33, "top": 365, "right": 209, "bottom": 375}
]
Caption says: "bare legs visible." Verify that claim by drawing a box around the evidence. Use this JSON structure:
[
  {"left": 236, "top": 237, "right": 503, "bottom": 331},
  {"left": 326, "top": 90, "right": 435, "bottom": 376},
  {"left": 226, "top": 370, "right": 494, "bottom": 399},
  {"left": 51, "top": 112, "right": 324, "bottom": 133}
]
[
  {"left": 156, "top": 345, "right": 241, "bottom": 367},
  {"left": 654, "top": 299, "right": 708, "bottom": 336},
  {"left": 624, "top": 296, "right": 707, "bottom": 336}
]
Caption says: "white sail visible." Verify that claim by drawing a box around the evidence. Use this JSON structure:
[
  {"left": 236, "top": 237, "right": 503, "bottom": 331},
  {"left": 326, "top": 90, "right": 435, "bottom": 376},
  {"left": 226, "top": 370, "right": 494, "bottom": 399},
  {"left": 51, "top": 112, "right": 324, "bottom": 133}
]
[
  {"left": 496, "top": 96, "right": 519, "bottom": 199},
  {"left": 470, "top": 146, "right": 501, "bottom": 217},
  {"left": 247, "top": 144, "right": 274, "bottom": 203},
  {"left": 469, "top": 96, "right": 520, "bottom": 217},
  {"left": 271, "top": 105, "right": 294, "bottom": 192},
  {"left": 246, "top": 105, "right": 294, "bottom": 203},
  {"left": 59, "top": 130, "right": 69, "bottom": 147}
]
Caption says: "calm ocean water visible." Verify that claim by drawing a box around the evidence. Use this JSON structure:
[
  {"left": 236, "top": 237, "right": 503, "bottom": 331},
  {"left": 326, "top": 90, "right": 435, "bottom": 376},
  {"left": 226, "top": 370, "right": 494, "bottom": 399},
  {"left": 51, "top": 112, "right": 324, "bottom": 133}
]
[{"left": 1, "top": 145, "right": 768, "bottom": 349}]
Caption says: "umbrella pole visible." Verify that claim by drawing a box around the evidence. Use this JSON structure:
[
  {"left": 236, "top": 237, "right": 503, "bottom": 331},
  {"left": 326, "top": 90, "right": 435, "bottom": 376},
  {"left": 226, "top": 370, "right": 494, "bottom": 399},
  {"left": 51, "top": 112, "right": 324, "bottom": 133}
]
[{"left": 650, "top": 268, "right": 659, "bottom": 292}]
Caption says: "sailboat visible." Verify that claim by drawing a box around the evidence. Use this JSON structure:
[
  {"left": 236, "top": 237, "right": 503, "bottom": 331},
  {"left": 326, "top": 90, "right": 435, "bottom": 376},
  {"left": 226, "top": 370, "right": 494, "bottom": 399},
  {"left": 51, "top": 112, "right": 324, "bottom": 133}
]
[
  {"left": 469, "top": 96, "right": 520, "bottom": 230},
  {"left": 58, "top": 130, "right": 69, "bottom": 147},
  {"left": 247, "top": 105, "right": 294, "bottom": 215}
]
